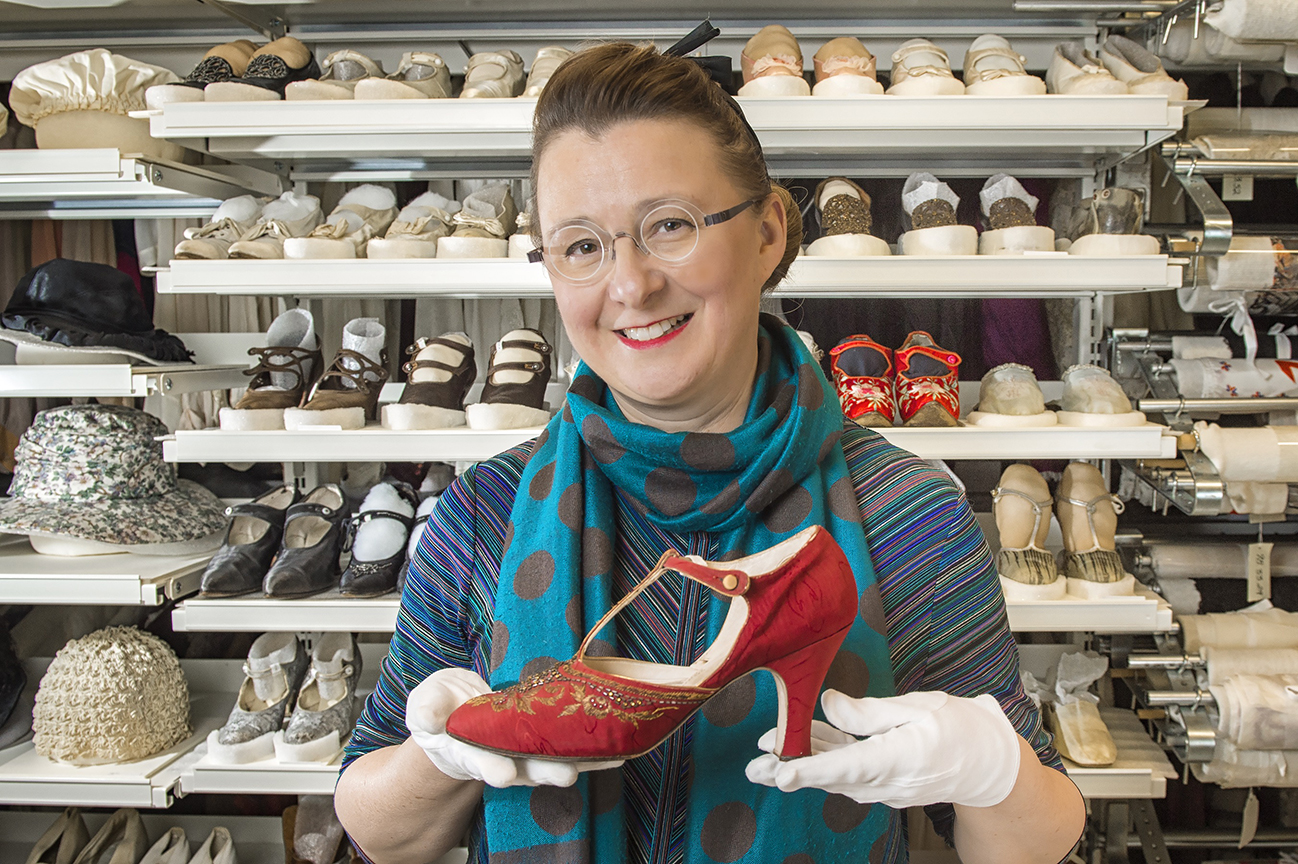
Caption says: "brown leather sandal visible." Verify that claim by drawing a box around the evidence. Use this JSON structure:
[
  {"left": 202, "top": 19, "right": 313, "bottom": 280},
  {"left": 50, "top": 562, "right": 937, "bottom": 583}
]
[
  {"left": 284, "top": 348, "right": 389, "bottom": 430},
  {"left": 219, "top": 343, "right": 323, "bottom": 431},
  {"left": 465, "top": 328, "right": 552, "bottom": 429}
]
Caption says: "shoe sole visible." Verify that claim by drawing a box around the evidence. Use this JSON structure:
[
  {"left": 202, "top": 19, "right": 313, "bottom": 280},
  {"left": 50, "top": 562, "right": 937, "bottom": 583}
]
[{"left": 903, "top": 402, "right": 958, "bottom": 427}]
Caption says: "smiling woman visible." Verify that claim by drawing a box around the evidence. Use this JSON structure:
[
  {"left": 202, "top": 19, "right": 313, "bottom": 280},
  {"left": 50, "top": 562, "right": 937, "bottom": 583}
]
[{"left": 335, "top": 41, "right": 1084, "bottom": 864}]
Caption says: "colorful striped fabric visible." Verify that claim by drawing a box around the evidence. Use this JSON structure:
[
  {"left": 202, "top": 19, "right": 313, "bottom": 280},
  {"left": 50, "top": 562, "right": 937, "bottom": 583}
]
[{"left": 342, "top": 424, "right": 1063, "bottom": 863}]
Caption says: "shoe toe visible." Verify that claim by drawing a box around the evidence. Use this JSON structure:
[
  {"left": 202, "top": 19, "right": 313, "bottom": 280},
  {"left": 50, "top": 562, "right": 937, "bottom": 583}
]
[{"left": 201, "top": 553, "right": 264, "bottom": 597}]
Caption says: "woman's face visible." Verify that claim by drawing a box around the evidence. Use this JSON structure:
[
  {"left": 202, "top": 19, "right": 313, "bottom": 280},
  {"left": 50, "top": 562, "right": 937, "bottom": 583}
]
[{"left": 536, "top": 118, "right": 787, "bottom": 431}]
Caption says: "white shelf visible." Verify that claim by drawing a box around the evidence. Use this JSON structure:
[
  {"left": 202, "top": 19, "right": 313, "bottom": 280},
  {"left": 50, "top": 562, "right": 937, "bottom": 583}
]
[
  {"left": 875, "top": 424, "right": 1175, "bottom": 460},
  {"left": 0, "top": 540, "right": 208, "bottom": 605},
  {"left": 157, "top": 255, "right": 1182, "bottom": 299},
  {"left": 1005, "top": 587, "right": 1176, "bottom": 633},
  {"left": 181, "top": 747, "right": 344, "bottom": 797},
  {"left": 174, "top": 591, "right": 400, "bottom": 633},
  {"left": 144, "top": 95, "right": 1184, "bottom": 178},
  {"left": 0, "top": 149, "right": 281, "bottom": 220},
  {"left": 1064, "top": 708, "right": 1177, "bottom": 800}
]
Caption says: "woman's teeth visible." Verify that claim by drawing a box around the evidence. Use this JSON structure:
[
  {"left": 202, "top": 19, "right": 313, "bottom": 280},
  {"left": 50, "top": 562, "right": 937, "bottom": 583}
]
[{"left": 621, "top": 314, "right": 688, "bottom": 342}]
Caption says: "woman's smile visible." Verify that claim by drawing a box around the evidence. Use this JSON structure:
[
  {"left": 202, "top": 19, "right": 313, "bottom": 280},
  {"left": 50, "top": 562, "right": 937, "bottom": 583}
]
[{"left": 615, "top": 313, "right": 693, "bottom": 349}]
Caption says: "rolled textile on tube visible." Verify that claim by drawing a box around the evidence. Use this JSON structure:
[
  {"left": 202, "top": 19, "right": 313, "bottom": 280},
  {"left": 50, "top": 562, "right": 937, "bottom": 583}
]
[
  {"left": 1193, "top": 739, "right": 1298, "bottom": 787},
  {"left": 1171, "top": 335, "right": 1232, "bottom": 360},
  {"left": 1172, "top": 360, "right": 1298, "bottom": 399},
  {"left": 1205, "top": 0, "right": 1298, "bottom": 43},
  {"left": 1196, "top": 421, "right": 1298, "bottom": 482},
  {"left": 1150, "top": 543, "right": 1298, "bottom": 579},
  {"left": 1205, "top": 647, "right": 1298, "bottom": 685},
  {"left": 1162, "top": 16, "right": 1286, "bottom": 62},
  {"left": 1208, "top": 236, "right": 1282, "bottom": 290},
  {"left": 1178, "top": 285, "right": 1243, "bottom": 314},
  {"left": 1210, "top": 673, "right": 1298, "bottom": 750},
  {"left": 1180, "top": 606, "right": 1298, "bottom": 652},
  {"left": 1227, "top": 481, "right": 1291, "bottom": 515}
]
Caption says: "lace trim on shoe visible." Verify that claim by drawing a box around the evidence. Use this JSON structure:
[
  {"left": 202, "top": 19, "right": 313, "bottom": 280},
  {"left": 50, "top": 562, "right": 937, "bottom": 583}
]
[
  {"left": 997, "top": 548, "right": 1059, "bottom": 586},
  {"left": 185, "top": 55, "right": 236, "bottom": 85},
  {"left": 1061, "top": 549, "right": 1127, "bottom": 583},
  {"left": 820, "top": 55, "right": 874, "bottom": 76},
  {"left": 245, "top": 53, "right": 291, "bottom": 80},
  {"left": 750, "top": 54, "right": 803, "bottom": 77}
]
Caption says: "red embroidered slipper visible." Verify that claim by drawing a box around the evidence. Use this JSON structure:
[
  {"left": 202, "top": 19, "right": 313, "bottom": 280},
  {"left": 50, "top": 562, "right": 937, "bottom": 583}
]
[
  {"left": 894, "top": 331, "right": 961, "bottom": 427},
  {"left": 829, "top": 335, "right": 896, "bottom": 427}
]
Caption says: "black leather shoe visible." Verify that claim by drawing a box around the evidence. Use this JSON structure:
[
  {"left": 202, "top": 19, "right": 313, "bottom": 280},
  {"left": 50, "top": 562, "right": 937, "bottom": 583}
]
[
  {"left": 201, "top": 485, "right": 299, "bottom": 597},
  {"left": 263, "top": 484, "right": 348, "bottom": 598},
  {"left": 340, "top": 482, "right": 418, "bottom": 598}
]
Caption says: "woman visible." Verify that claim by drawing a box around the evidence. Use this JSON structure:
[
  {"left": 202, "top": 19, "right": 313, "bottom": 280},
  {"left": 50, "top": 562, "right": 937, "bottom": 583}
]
[{"left": 335, "top": 42, "right": 1084, "bottom": 864}]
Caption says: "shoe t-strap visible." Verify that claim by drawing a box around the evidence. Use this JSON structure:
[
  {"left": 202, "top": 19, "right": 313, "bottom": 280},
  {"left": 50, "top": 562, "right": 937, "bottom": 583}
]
[
  {"left": 1058, "top": 492, "right": 1124, "bottom": 551},
  {"left": 990, "top": 486, "right": 1051, "bottom": 551},
  {"left": 243, "top": 660, "right": 288, "bottom": 704},
  {"left": 892, "top": 41, "right": 951, "bottom": 67},
  {"left": 225, "top": 500, "right": 287, "bottom": 527}
]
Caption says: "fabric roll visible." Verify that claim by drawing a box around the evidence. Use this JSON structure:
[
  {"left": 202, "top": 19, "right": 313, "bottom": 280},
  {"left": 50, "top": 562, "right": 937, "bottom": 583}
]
[
  {"left": 1161, "top": 16, "right": 1286, "bottom": 63},
  {"left": 1227, "top": 481, "right": 1290, "bottom": 515},
  {"left": 1205, "top": 0, "right": 1298, "bottom": 43},
  {"left": 1196, "top": 422, "right": 1298, "bottom": 482},
  {"left": 1209, "top": 236, "right": 1283, "bottom": 289},
  {"left": 1170, "top": 359, "right": 1298, "bottom": 399},
  {"left": 1211, "top": 673, "right": 1298, "bottom": 750},
  {"left": 1193, "top": 739, "right": 1298, "bottom": 787},
  {"left": 1172, "top": 335, "right": 1231, "bottom": 359},
  {"left": 1205, "top": 647, "right": 1298, "bottom": 685},
  {"left": 1180, "top": 605, "right": 1298, "bottom": 653},
  {"left": 1178, "top": 285, "right": 1245, "bottom": 314},
  {"left": 1204, "top": 22, "right": 1288, "bottom": 58}
]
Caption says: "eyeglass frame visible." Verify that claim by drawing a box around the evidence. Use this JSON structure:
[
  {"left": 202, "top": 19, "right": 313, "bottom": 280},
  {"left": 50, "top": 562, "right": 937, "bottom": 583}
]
[{"left": 526, "top": 197, "right": 763, "bottom": 283}]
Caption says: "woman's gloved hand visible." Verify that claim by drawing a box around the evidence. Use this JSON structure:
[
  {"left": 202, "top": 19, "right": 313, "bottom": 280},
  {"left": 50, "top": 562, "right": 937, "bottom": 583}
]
[
  {"left": 406, "top": 667, "right": 624, "bottom": 788},
  {"left": 745, "top": 690, "right": 1022, "bottom": 808}
]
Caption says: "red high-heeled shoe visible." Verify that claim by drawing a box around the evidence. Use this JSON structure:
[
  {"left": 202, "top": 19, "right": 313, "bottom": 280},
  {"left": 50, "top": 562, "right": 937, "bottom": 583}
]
[{"left": 445, "top": 525, "right": 858, "bottom": 761}]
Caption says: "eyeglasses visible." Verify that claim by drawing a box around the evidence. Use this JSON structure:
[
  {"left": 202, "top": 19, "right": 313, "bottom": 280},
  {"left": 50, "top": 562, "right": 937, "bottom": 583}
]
[{"left": 527, "top": 198, "right": 759, "bottom": 283}]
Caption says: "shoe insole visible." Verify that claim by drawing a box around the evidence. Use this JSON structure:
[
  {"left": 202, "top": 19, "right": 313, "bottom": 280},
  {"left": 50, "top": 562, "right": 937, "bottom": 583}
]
[
  {"left": 286, "top": 515, "right": 332, "bottom": 548},
  {"left": 836, "top": 345, "right": 890, "bottom": 378},
  {"left": 900, "top": 352, "right": 948, "bottom": 379},
  {"left": 228, "top": 515, "right": 271, "bottom": 546},
  {"left": 302, "top": 486, "right": 344, "bottom": 509}
]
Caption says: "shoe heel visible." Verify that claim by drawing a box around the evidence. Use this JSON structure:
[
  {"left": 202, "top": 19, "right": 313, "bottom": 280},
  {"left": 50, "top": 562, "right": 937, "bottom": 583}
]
[{"left": 763, "top": 626, "right": 852, "bottom": 760}]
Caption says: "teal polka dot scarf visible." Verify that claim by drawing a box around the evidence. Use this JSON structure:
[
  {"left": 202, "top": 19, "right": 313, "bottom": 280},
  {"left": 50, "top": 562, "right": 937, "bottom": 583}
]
[{"left": 485, "top": 314, "right": 898, "bottom": 862}]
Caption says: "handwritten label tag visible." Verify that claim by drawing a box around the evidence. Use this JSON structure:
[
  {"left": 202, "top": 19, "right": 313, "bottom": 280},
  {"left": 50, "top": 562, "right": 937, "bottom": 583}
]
[
  {"left": 1240, "top": 787, "right": 1259, "bottom": 848},
  {"left": 1223, "top": 174, "right": 1254, "bottom": 201},
  {"left": 1248, "top": 542, "right": 1273, "bottom": 603}
]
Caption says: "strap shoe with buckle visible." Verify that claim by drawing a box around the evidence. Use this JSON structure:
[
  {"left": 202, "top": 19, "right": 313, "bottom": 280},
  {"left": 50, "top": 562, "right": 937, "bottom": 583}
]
[
  {"left": 340, "top": 481, "right": 419, "bottom": 597},
  {"left": 382, "top": 332, "right": 476, "bottom": 429},
  {"left": 262, "top": 484, "right": 349, "bottom": 598},
  {"left": 206, "top": 632, "right": 309, "bottom": 763},
  {"left": 466, "top": 328, "right": 552, "bottom": 430},
  {"left": 284, "top": 318, "right": 390, "bottom": 431},
  {"left": 220, "top": 308, "right": 323, "bottom": 431},
  {"left": 274, "top": 633, "right": 363, "bottom": 763},
  {"left": 201, "top": 485, "right": 300, "bottom": 597}
]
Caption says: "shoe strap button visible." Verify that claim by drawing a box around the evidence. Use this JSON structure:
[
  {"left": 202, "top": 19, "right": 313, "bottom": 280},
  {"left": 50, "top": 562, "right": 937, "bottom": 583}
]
[{"left": 722, "top": 574, "right": 738, "bottom": 590}]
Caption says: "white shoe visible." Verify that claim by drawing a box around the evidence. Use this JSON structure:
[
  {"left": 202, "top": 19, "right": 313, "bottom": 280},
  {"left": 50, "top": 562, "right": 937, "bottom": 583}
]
[
  {"left": 738, "top": 25, "right": 812, "bottom": 97},
  {"left": 523, "top": 46, "right": 574, "bottom": 97},
  {"left": 1046, "top": 42, "right": 1128, "bottom": 95},
  {"left": 438, "top": 183, "right": 517, "bottom": 258},
  {"left": 963, "top": 34, "right": 1046, "bottom": 96},
  {"left": 1056, "top": 364, "right": 1146, "bottom": 426},
  {"left": 886, "top": 39, "right": 965, "bottom": 95},
  {"left": 969, "top": 363, "right": 1057, "bottom": 426},
  {"left": 367, "top": 191, "right": 460, "bottom": 259},
  {"left": 140, "top": 828, "right": 189, "bottom": 864},
  {"left": 354, "top": 51, "right": 451, "bottom": 99},
  {"left": 228, "top": 191, "right": 323, "bottom": 259},
  {"left": 173, "top": 195, "right": 263, "bottom": 260},
  {"left": 460, "top": 50, "right": 525, "bottom": 98},
  {"left": 1099, "top": 35, "right": 1188, "bottom": 99},
  {"left": 286, "top": 49, "right": 384, "bottom": 100},
  {"left": 187, "top": 828, "right": 235, "bottom": 864},
  {"left": 508, "top": 210, "right": 538, "bottom": 259},
  {"left": 284, "top": 184, "right": 398, "bottom": 259}
]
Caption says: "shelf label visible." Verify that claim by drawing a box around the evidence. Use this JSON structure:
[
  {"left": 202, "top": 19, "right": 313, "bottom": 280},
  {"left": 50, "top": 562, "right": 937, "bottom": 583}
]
[
  {"left": 1223, "top": 174, "right": 1254, "bottom": 201},
  {"left": 1248, "top": 542, "right": 1273, "bottom": 603}
]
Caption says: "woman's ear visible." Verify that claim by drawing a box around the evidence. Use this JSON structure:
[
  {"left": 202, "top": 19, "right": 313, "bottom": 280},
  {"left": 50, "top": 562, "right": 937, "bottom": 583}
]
[{"left": 757, "top": 191, "right": 788, "bottom": 272}]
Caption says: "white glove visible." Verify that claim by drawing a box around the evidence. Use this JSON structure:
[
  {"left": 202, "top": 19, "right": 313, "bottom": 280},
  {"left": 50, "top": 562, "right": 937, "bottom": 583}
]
[
  {"left": 405, "top": 667, "right": 623, "bottom": 788},
  {"left": 745, "top": 690, "right": 1022, "bottom": 808}
]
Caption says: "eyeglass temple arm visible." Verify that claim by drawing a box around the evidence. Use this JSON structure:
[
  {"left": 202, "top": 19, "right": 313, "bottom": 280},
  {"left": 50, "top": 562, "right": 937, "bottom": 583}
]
[
  {"left": 703, "top": 199, "right": 757, "bottom": 227},
  {"left": 665, "top": 20, "right": 721, "bottom": 56}
]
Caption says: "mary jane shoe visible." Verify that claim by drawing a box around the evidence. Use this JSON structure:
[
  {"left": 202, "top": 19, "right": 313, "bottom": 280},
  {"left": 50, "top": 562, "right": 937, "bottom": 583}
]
[
  {"left": 886, "top": 38, "right": 965, "bottom": 95},
  {"left": 465, "top": 329, "right": 552, "bottom": 430},
  {"left": 262, "top": 485, "right": 349, "bottom": 598},
  {"left": 206, "top": 632, "right": 309, "bottom": 763},
  {"left": 287, "top": 49, "right": 385, "bottom": 100},
  {"left": 523, "top": 46, "right": 574, "bottom": 97},
  {"left": 962, "top": 34, "right": 1045, "bottom": 95},
  {"left": 274, "top": 633, "right": 363, "bottom": 763},
  {"left": 201, "top": 485, "right": 300, "bottom": 597},
  {"left": 381, "top": 332, "right": 476, "bottom": 430},
  {"left": 219, "top": 308, "right": 323, "bottom": 431},
  {"left": 340, "top": 482, "right": 419, "bottom": 597},
  {"left": 739, "top": 25, "right": 811, "bottom": 97},
  {"left": 459, "top": 50, "right": 526, "bottom": 98},
  {"left": 354, "top": 51, "right": 451, "bottom": 99},
  {"left": 811, "top": 37, "right": 882, "bottom": 96}
]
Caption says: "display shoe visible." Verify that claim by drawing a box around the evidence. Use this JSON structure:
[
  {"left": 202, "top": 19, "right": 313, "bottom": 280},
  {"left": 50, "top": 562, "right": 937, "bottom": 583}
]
[
  {"left": 284, "top": 185, "right": 398, "bottom": 259},
  {"left": 447, "top": 525, "right": 858, "bottom": 760},
  {"left": 1045, "top": 42, "right": 1127, "bottom": 95},
  {"left": 805, "top": 178, "right": 890, "bottom": 257},
  {"left": 438, "top": 183, "right": 517, "bottom": 258},
  {"left": 465, "top": 328, "right": 552, "bottom": 429},
  {"left": 219, "top": 308, "right": 323, "bottom": 431},
  {"left": 173, "top": 195, "right": 265, "bottom": 260},
  {"left": 381, "top": 332, "right": 476, "bottom": 429},
  {"left": 811, "top": 37, "right": 882, "bottom": 96},
  {"left": 205, "top": 37, "right": 321, "bottom": 101},
  {"left": 738, "top": 25, "right": 812, "bottom": 97},
  {"left": 885, "top": 38, "right": 965, "bottom": 95},
  {"left": 899, "top": 172, "right": 977, "bottom": 255},
  {"left": 27, "top": 808, "right": 90, "bottom": 864},
  {"left": 263, "top": 484, "right": 349, "bottom": 598},
  {"left": 977, "top": 174, "right": 1054, "bottom": 254},
  {"left": 228, "top": 191, "right": 324, "bottom": 259},
  {"left": 275, "top": 633, "right": 362, "bottom": 762},
  {"left": 286, "top": 49, "right": 385, "bottom": 100},
  {"left": 1056, "top": 462, "right": 1135, "bottom": 598},
  {"left": 186, "top": 829, "right": 234, "bottom": 864},
  {"left": 962, "top": 34, "right": 1046, "bottom": 96},
  {"left": 508, "top": 210, "right": 537, "bottom": 259},
  {"left": 71, "top": 809, "right": 148, "bottom": 864},
  {"left": 206, "top": 632, "right": 309, "bottom": 763},
  {"left": 200, "top": 485, "right": 300, "bottom": 597},
  {"left": 1056, "top": 364, "right": 1146, "bottom": 427},
  {"left": 459, "top": 50, "right": 526, "bottom": 98},
  {"left": 366, "top": 192, "right": 459, "bottom": 259},
  {"left": 829, "top": 335, "right": 896, "bottom": 427},
  {"left": 992, "top": 465, "right": 1065, "bottom": 600},
  {"left": 353, "top": 51, "right": 451, "bottom": 99},
  {"left": 284, "top": 318, "right": 389, "bottom": 431},
  {"left": 340, "top": 482, "right": 419, "bottom": 597},
  {"left": 1047, "top": 700, "right": 1117, "bottom": 767},
  {"left": 1065, "top": 187, "right": 1159, "bottom": 256},
  {"left": 523, "top": 46, "right": 574, "bottom": 97},
  {"left": 138, "top": 828, "right": 188, "bottom": 864},
  {"left": 1099, "top": 35, "right": 1187, "bottom": 100},
  {"left": 147, "top": 40, "right": 258, "bottom": 107},
  {"left": 291, "top": 795, "right": 346, "bottom": 864},
  {"left": 894, "top": 331, "right": 961, "bottom": 427},
  {"left": 968, "top": 363, "right": 1056, "bottom": 427}
]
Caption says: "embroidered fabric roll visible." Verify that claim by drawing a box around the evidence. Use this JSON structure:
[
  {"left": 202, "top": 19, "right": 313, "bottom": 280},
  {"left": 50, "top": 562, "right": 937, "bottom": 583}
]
[
  {"left": 1205, "top": 647, "right": 1298, "bottom": 686},
  {"left": 1171, "top": 336, "right": 1231, "bottom": 360},
  {"left": 1205, "top": 0, "right": 1298, "bottom": 42},
  {"left": 1170, "top": 359, "right": 1298, "bottom": 399},
  {"left": 1196, "top": 421, "right": 1298, "bottom": 482},
  {"left": 1180, "top": 605, "right": 1298, "bottom": 653}
]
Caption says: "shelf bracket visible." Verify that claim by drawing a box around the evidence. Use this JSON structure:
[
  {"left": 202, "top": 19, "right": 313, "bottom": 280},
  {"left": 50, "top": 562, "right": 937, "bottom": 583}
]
[
  {"left": 1122, "top": 451, "right": 1225, "bottom": 516},
  {"left": 193, "top": 0, "right": 288, "bottom": 40},
  {"left": 1162, "top": 154, "right": 1233, "bottom": 256}
]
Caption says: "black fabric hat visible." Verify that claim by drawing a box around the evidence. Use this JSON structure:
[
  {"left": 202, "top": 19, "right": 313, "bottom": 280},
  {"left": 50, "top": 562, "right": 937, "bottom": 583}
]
[{"left": 1, "top": 258, "right": 192, "bottom": 364}]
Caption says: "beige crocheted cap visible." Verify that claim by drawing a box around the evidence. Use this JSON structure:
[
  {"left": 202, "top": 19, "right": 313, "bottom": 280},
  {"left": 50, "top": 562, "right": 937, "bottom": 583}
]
[
  {"left": 10, "top": 49, "right": 178, "bottom": 128},
  {"left": 34, "top": 626, "right": 191, "bottom": 765}
]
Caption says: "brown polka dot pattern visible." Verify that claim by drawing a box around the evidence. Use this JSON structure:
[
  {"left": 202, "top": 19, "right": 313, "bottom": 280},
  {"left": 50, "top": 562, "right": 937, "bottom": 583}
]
[
  {"left": 645, "top": 467, "right": 697, "bottom": 517},
  {"left": 567, "top": 375, "right": 603, "bottom": 404},
  {"left": 824, "top": 649, "right": 870, "bottom": 699},
  {"left": 701, "top": 674, "right": 756, "bottom": 728},
  {"left": 827, "top": 476, "right": 861, "bottom": 522},
  {"left": 489, "top": 620, "right": 509, "bottom": 672},
  {"left": 582, "top": 415, "right": 625, "bottom": 464},
  {"left": 530, "top": 785, "right": 582, "bottom": 837},
  {"left": 565, "top": 595, "right": 582, "bottom": 636},
  {"left": 762, "top": 484, "right": 813, "bottom": 534},
  {"left": 562, "top": 403, "right": 573, "bottom": 423},
  {"left": 823, "top": 793, "right": 871, "bottom": 833},
  {"left": 817, "top": 429, "right": 843, "bottom": 464},
  {"left": 586, "top": 638, "right": 617, "bottom": 657},
  {"left": 582, "top": 527, "right": 613, "bottom": 579},
  {"left": 534, "top": 427, "right": 550, "bottom": 450},
  {"left": 797, "top": 364, "right": 824, "bottom": 410},
  {"left": 700, "top": 801, "right": 757, "bottom": 863},
  {"left": 558, "top": 484, "right": 583, "bottom": 532},
  {"left": 520, "top": 655, "right": 559, "bottom": 681},
  {"left": 869, "top": 830, "right": 888, "bottom": 864},
  {"left": 681, "top": 432, "right": 736, "bottom": 471},
  {"left": 589, "top": 767, "right": 621, "bottom": 816},
  {"left": 860, "top": 583, "right": 888, "bottom": 637},
  {"left": 745, "top": 468, "right": 793, "bottom": 514},
  {"left": 502, "top": 522, "right": 515, "bottom": 555},
  {"left": 716, "top": 548, "right": 746, "bottom": 562},
  {"left": 771, "top": 382, "right": 796, "bottom": 421},
  {"left": 529, "top": 462, "right": 555, "bottom": 500},
  {"left": 755, "top": 339, "right": 772, "bottom": 378},
  {"left": 700, "top": 479, "right": 742, "bottom": 516},
  {"left": 514, "top": 550, "right": 555, "bottom": 601}
]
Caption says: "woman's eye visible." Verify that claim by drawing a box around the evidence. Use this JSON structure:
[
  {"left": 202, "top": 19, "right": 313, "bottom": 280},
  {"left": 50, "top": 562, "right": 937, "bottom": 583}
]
[
  {"left": 650, "top": 218, "right": 694, "bottom": 237},
  {"left": 564, "top": 239, "right": 600, "bottom": 259}
]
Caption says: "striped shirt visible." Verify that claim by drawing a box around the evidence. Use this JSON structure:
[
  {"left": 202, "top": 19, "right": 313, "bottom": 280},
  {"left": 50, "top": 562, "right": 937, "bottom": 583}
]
[{"left": 342, "top": 424, "right": 1063, "bottom": 863}]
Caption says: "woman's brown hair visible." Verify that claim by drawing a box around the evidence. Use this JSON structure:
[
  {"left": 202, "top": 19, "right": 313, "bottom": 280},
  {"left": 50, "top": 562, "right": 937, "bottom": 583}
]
[{"left": 530, "top": 42, "right": 802, "bottom": 292}]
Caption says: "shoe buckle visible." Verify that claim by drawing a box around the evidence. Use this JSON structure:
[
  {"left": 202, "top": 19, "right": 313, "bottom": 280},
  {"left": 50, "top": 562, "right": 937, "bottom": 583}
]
[{"left": 408, "top": 336, "right": 433, "bottom": 355}]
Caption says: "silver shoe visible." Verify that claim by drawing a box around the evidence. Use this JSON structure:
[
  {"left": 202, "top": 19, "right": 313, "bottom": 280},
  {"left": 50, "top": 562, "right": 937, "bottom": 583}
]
[
  {"left": 274, "top": 633, "right": 362, "bottom": 763},
  {"left": 206, "top": 632, "right": 308, "bottom": 764}
]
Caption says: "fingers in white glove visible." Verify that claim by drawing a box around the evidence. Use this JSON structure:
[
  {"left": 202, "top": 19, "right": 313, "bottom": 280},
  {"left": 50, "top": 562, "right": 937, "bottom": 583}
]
[
  {"left": 821, "top": 689, "right": 948, "bottom": 737},
  {"left": 756, "top": 720, "right": 856, "bottom": 755}
]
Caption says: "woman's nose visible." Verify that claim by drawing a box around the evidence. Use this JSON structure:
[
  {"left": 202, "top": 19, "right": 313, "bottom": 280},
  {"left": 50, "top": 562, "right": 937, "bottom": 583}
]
[{"left": 604, "top": 234, "right": 664, "bottom": 307}]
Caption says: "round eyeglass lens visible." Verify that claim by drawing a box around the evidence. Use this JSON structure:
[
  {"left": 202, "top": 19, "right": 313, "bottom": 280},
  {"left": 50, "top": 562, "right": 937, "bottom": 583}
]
[
  {"left": 641, "top": 202, "right": 700, "bottom": 263},
  {"left": 547, "top": 222, "right": 607, "bottom": 281}
]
